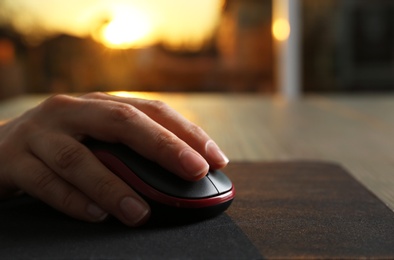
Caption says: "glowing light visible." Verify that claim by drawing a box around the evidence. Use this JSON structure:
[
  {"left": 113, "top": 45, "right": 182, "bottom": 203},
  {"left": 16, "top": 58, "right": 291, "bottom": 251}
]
[
  {"left": 108, "top": 91, "right": 161, "bottom": 100},
  {"left": 0, "top": 0, "right": 223, "bottom": 51},
  {"left": 272, "top": 18, "right": 290, "bottom": 41},
  {"left": 100, "top": 8, "right": 154, "bottom": 49}
]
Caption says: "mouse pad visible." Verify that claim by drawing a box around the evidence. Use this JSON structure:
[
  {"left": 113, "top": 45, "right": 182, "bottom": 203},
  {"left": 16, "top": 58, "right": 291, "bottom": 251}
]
[
  {"left": 1, "top": 161, "right": 394, "bottom": 259},
  {"left": 0, "top": 196, "right": 259, "bottom": 259},
  {"left": 225, "top": 161, "right": 394, "bottom": 259}
]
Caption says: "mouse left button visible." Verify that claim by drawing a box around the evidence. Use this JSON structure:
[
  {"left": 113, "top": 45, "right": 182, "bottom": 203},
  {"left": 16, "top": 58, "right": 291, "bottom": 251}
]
[{"left": 207, "top": 170, "right": 233, "bottom": 194}]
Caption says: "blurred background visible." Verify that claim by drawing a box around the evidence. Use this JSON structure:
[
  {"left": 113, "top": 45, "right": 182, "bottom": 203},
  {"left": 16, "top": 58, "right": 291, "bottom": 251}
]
[{"left": 0, "top": 0, "right": 393, "bottom": 100}]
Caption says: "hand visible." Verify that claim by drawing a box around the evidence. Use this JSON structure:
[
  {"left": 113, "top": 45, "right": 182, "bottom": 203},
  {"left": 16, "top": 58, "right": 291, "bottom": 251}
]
[{"left": 0, "top": 92, "right": 229, "bottom": 226}]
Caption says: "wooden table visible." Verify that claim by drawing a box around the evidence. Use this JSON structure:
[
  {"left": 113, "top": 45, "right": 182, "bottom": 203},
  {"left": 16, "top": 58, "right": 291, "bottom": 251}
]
[{"left": 1, "top": 92, "right": 393, "bottom": 212}]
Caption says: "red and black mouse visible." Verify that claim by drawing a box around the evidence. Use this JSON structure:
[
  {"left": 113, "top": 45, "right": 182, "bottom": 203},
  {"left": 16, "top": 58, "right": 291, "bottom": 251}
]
[{"left": 84, "top": 139, "right": 235, "bottom": 223}]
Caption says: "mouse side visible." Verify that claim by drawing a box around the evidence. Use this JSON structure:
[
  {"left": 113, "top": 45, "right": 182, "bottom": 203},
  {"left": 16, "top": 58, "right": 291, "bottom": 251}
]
[{"left": 83, "top": 139, "right": 235, "bottom": 223}]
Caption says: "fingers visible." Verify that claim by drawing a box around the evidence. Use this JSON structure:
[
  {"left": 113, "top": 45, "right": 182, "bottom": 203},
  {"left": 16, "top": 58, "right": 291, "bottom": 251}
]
[
  {"left": 26, "top": 132, "right": 151, "bottom": 227},
  {"left": 80, "top": 92, "right": 229, "bottom": 170},
  {"left": 40, "top": 94, "right": 210, "bottom": 180},
  {"left": 0, "top": 92, "right": 228, "bottom": 228},
  {"left": 125, "top": 98, "right": 230, "bottom": 169},
  {"left": 11, "top": 153, "right": 108, "bottom": 222}
]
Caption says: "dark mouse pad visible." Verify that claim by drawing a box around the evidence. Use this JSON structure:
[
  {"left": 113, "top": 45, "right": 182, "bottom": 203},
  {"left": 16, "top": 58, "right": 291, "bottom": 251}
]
[
  {"left": 0, "top": 196, "right": 260, "bottom": 259},
  {"left": 225, "top": 161, "right": 394, "bottom": 259},
  {"left": 1, "top": 162, "right": 394, "bottom": 259}
]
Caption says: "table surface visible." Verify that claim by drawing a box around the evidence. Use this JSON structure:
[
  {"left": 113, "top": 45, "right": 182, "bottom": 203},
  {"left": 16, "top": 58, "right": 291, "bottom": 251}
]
[{"left": 1, "top": 92, "right": 393, "bottom": 212}]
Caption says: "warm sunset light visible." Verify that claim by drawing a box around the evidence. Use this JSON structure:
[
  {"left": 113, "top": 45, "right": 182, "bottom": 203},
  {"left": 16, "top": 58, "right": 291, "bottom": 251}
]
[
  {"left": 100, "top": 8, "right": 154, "bottom": 49},
  {"left": 272, "top": 18, "right": 290, "bottom": 41},
  {"left": 108, "top": 91, "right": 163, "bottom": 100},
  {"left": 0, "top": 0, "right": 223, "bottom": 51}
]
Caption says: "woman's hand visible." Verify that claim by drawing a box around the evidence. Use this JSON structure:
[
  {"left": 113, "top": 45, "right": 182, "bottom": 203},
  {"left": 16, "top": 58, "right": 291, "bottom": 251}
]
[{"left": 0, "top": 92, "right": 229, "bottom": 226}]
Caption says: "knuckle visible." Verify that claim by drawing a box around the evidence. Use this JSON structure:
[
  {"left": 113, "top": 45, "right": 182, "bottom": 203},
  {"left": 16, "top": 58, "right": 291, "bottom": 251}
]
[
  {"left": 185, "top": 123, "right": 205, "bottom": 137},
  {"left": 39, "top": 94, "right": 75, "bottom": 113},
  {"left": 154, "top": 131, "right": 179, "bottom": 152},
  {"left": 109, "top": 103, "right": 140, "bottom": 122},
  {"left": 54, "top": 143, "right": 86, "bottom": 170},
  {"left": 93, "top": 176, "right": 119, "bottom": 201},
  {"left": 30, "top": 167, "right": 78, "bottom": 212},
  {"left": 146, "top": 100, "right": 170, "bottom": 115},
  {"left": 31, "top": 168, "right": 57, "bottom": 192},
  {"left": 81, "top": 92, "right": 108, "bottom": 100}
]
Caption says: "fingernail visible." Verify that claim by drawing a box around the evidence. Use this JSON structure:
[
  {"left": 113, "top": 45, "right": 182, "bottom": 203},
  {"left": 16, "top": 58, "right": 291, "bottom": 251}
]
[
  {"left": 179, "top": 149, "right": 209, "bottom": 177},
  {"left": 87, "top": 203, "right": 108, "bottom": 222},
  {"left": 120, "top": 197, "right": 150, "bottom": 226},
  {"left": 205, "top": 140, "right": 229, "bottom": 166}
]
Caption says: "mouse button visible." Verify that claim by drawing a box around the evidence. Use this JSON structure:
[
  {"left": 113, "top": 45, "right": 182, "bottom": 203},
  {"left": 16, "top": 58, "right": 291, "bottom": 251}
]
[
  {"left": 206, "top": 170, "right": 233, "bottom": 194},
  {"left": 173, "top": 177, "right": 219, "bottom": 199},
  {"left": 85, "top": 140, "right": 219, "bottom": 199},
  {"left": 135, "top": 163, "right": 219, "bottom": 199},
  {"left": 112, "top": 148, "right": 219, "bottom": 199}
]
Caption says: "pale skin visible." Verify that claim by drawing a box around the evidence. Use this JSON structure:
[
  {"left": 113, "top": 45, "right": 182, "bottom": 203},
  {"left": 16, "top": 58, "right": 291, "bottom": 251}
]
[{"left": 0, "top": 92, "right": 229, "bottom": 227}]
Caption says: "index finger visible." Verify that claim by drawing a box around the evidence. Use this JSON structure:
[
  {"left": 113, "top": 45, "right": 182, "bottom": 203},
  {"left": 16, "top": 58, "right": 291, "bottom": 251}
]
[
  {"left": 81, "top": 92, "right": 229, "bottom": 170},
  {"left": 38, "top": 94, "right": 210, "bottom": 180}
]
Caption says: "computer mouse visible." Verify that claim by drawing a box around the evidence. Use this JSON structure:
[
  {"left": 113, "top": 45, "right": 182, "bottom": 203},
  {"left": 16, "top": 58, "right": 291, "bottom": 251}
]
[{"left": 83, "top": 139, "right": 235, "bottom": 223}]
